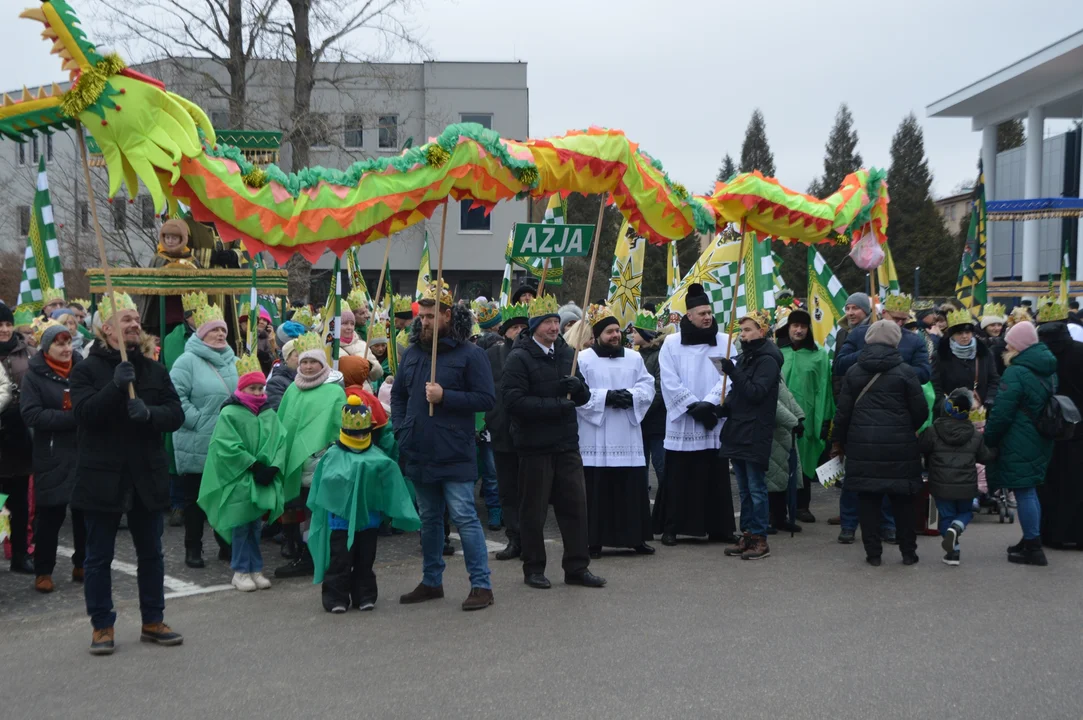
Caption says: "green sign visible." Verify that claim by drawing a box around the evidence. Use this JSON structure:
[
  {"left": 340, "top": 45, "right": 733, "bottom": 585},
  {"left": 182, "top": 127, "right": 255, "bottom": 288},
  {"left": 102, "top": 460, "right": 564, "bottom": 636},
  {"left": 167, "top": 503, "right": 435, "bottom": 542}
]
[{"left": 511, "top": 223, "right": 594, "bottom": 258}]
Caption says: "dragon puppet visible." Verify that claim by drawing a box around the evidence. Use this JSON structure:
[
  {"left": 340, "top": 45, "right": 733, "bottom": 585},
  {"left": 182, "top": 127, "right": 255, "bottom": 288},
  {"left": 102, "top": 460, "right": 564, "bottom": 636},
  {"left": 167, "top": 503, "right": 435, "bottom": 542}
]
[{"left": 2, "top": 1, "right": 889, "bottom": 264}]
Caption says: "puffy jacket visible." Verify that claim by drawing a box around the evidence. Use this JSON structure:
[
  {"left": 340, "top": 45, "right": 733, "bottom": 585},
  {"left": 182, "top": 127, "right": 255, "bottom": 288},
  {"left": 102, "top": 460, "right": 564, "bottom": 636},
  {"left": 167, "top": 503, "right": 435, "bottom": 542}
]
[
  {"left": 19, "top": 352, "right": 81, "bottom": 506},
  {"left": 932, "top": 335, "right": 999, "bottom": 406},
  {"left": 983, "top": 342, "right": 1057, "bottom": 490},
  {"left": 0, "top": 337, "right": 34, "bottom": 477},
  {"left": 0, "top": 361, "right": 11, "bottom": 416},
  {"left": 918, "top": 416, "right": 995, "bottom": 500},
  {"left": 266, "top": 364, "right": 296, "bottom": 411},
  {"left": 834, "top": 343, "right": 928, "bottom": 495},
  {"left": 831, "top": 318, "right": 861, "bottom": 399},
  {"left": 502, "top": 333, "right": 590, "bottom": 456},
  {"left": 169, "top": 334, "right": 238, "bottom": 475},
  {"left": 638, "top": 336, "right": 666, "bottom": 437},
  {"left": 70, "top": 341, "right": 184, "bottom": 512},
  {"left": 835, "top": 323, "right": 932, "bottom": 385},
  {"left": 767, "top": 380, "right": 804, "bottom": 492},
  {"left": 484, "top": 341, "right": 516, "bottom": 453},
  {"left": 390, "top": 305, "right": 495, "bottom": 483},
  {"left": 720, "top": 337, "right": 783, "bottom": 469}
]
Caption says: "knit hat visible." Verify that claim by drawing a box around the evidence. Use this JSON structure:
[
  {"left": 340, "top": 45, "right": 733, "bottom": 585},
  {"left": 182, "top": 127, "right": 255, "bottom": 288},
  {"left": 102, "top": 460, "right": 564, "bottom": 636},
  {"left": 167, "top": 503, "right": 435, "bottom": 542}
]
[
  {"left": 237, "top": 371, "right": 266, "bottom": 392},
  {"left": 558, "top": 302, "right": 583, "bottom": 329},
  {"left": 50, "top": 308, "right": 74, "bottom": 321},
  {"left": 340, "top": 355, "right": 371, "bottom": 387},
  {"left": 281, "top": 339, "right": 298, "bottom": 360},
  {"left": 1005, "top": 320, "right": 1039, "bottom": 353},
  {"left": 192, "top": 303, "right": 227, "bottom": 340},
  {"left": 339, "top": 308, "right": 355, "bottom": 326},
  {"left": 299, "top": 348, "right": 329, "bottom": 368},
  {"left": 865, "top": 319, "right": 901, "bottom": 348},
  {"left": 527, "top": 294, "right": 560, "bottom": 335},
  {"left": 339, "top": 395, "right": 373, "bottom": 451},
  {"left": 685, "top": 283, "right": 710, "bottom": 310},
  {"left": 39, "top": 323, "right": 70, "bottom": 354},
  {"left": 258, "top": 306, "right": 272, "bottom": 324},
  {"left": 845, "top": 292, "right": 871, "bottom": 317},
  {"left": 980, "top": 315, "right": 1005, "bottom": 330},
  {"left": 0, "top": 303, "right": 13, "bottom": 325}
]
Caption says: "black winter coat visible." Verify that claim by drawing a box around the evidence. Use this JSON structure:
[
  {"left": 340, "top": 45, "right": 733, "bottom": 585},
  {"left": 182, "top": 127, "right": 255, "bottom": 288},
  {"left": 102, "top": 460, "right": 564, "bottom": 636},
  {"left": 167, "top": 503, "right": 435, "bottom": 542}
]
[
  {"left": 266, "top": 364, "right": 296, "bottom": 411},
  {"left": 19, "top": 353, "right": 81, "bottom": 506},
  {"left": 0, "top": 337, "right": 34, "bottom": 477},
  {"left": 1036, "top": 321, "right": 1083, "bottom": 546},
  {"left": 720, "top": 337, "right": 782, "bottom": 469},
  {"left": 918, "top": 416, "right": 995, "bottom": 501},
  {"left": 834, "top": 343, "right": 928, "bottom": 495},
  {"left": 638, "top": 338, "right": 665, "bottom": 437},
  {"left": 485, "top": 342, "right": 516, "bottom": 453},
  {"left": 69, "top": 342, "right": 184, "bottom": 513},
  {"left": 502, "top": 333, "right": 590, "bottom": 456},
  {"left": 933, "top": 335, "right": 999, "bottom": 406}
]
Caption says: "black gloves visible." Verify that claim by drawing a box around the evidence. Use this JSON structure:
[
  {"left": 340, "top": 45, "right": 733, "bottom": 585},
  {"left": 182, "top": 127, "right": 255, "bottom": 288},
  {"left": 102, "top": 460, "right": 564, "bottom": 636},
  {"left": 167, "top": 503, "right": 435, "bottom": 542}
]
[
  {"left": 113, "top": 361, "right": 136, "bottom": 389},
  {"left": 559, "top": 376, "right": 585, "bottom": 395},
  {"left": 605, "top": 390, "right": 634, "bottom": 409},
  {"left": 687, "top": 401, "right": 719, "bottom": 429},
  {"left": 820, "top": 420, "right": 832, "bottom": 442},
  {"left": 717, "top": 357, "right": 735, "bottom": 375},
  {"left": 127, "top": 398, "right": 150, "bottom": 423},
  {"left": 560, "top": 398, "right": 577, "bottom": 412},
  {"left": 794, "top": 419, "right": 805, "bottom": 439},
  {"left": 210, "top": 249, "right": 241, "bottom": 269},
  {"left": 251, "top": 462, "right": 279, "bottom": 487}
]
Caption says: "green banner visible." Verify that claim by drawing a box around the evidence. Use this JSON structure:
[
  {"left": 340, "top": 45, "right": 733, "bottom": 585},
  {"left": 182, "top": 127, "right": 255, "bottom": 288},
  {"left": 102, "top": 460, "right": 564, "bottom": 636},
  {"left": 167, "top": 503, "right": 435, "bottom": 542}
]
[{"left": 511, "top": 223, "right": 594, "bottom": 257}]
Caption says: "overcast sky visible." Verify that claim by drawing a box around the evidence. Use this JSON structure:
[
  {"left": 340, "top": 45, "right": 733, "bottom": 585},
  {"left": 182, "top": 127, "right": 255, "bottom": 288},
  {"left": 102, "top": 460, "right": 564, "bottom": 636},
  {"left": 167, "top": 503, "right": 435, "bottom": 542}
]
[{"left": 2, "top": 0, "right": 1081, "bottom": 199}]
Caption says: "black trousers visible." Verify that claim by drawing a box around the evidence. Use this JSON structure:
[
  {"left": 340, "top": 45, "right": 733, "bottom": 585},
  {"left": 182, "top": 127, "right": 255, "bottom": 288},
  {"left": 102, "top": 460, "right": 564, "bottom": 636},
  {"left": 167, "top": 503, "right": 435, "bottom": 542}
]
[
  {"left": 322, "top": 528, "right": 378, "bottom": 610},
  {"left": 34, "top": 504, "right": 86, "bottom": 576},
  {"left": 858, "top": 492, "right": 917, "bottom": 559},
  {"left": 0, "top": 475, "right": 29, "bottom": 560},
  {"left": 768, "top": 491, "right": 789, "bottom": 528},
  {"left": 796, "top": 473, "right": 813, "bottom": 511},
  {"left": 494, "top": 450, "right": 520, "bottom": 545},
  {"left": 518, "top": 450, "right": 590, "bottom": 577},
  {"left": 181, "top": 473, "right": 228, "bottom": 553}
]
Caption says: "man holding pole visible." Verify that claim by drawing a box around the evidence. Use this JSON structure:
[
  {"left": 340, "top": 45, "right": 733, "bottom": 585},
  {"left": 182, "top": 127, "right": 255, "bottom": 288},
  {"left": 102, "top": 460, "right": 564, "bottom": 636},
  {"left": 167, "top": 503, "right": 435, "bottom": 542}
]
[{"left": 393, "top": 281, "right": 497, "bottom": 611}]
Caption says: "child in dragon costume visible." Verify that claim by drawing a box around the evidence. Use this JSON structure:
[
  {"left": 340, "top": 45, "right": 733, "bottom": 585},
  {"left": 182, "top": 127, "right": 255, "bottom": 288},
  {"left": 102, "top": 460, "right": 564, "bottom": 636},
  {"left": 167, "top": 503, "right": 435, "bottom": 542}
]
[
  {"left": 307, "top": 395, "right": 420, "bottom": 613},
  {"left": 197, "top": 355, "right": 287, "bottom": 592}
]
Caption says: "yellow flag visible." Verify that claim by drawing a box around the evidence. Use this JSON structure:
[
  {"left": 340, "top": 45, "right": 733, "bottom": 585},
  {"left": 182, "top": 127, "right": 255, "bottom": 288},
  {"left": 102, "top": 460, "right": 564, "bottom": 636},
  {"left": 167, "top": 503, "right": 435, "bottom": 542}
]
[
  {"left": 660, "top": 234, "right": 742, "bottom": 315},
  {"left": 606, "top": 218, "right": 646, "bottom": 326},
  {"left": 414, "top": 231, "right": 431, "bottom": 301},
  {"left": 876, "top": 241, "right": 900, "bottom": 299}
]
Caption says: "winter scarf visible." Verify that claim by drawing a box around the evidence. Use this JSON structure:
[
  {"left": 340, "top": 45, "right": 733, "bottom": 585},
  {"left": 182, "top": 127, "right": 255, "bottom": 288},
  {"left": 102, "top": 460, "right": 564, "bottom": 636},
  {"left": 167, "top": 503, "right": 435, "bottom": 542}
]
[
  {"left": 950, "top": 337, "right": 977, "bottom": 360},
  {"left": 680, "top": 315, "right": 719, "bottom": 346},
  {"left": 295, "top": 365, "right": 331, "bottom": 390},
  {"left": 234, "top": 390, "right": 267, "bottom": 414}
]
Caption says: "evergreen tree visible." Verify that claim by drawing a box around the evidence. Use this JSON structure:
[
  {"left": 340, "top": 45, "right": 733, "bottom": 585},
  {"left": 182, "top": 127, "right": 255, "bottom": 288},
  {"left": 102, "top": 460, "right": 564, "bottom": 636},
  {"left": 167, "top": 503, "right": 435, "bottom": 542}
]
[
  {"left": 997, "top": 119, "right": 1025, "bottom": 152},
  {"left": 809, "top": 104, "right": 863, "bottom": 197},
  {"left": 739, "top": 109, "right": 775, "bottom": 176},
  {"left": 716, "top": 153, "right": 737, "bottom": 183}
]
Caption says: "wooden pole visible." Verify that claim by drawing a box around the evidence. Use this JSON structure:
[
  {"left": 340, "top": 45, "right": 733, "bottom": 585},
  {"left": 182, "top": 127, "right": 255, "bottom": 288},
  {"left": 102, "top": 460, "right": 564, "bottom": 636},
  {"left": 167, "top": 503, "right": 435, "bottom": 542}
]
[
  {"left": 870, "top": 268, "right": 880, "bottom": 320},
  {"left": 76, "top": 124, "right": 134, "bottom": 399},
  {"left": 569, "top": 192, "right": 609, "bottom": 380},
  {"left": 721, "top": 221, "right": 748, "bottom": 399},
  {"left": 537, "top": 258, "right": 550, "bottom": 297},
  {"left": 429, "top": 201, "right": 449, "bottom": 416},
  {"left": 366, "top": 237, "right": 393, "bottom": 344}
]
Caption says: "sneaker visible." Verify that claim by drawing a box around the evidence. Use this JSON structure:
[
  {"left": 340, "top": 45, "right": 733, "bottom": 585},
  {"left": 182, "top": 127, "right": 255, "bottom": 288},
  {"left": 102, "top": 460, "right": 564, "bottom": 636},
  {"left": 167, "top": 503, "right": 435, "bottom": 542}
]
[
  {"left": 837, "top": 528, "right": 856, "bottom": 544},
  {"left": 140, "top": 622, "right": 183, "bottom": 646},
  {"left": 34, "top": 575, "right": 55, "bottom": 593},
  {"left": 942, "top": 525, "right": 960, "bottom": 554},
  {"left": 232, "top": 572, "right": 258, "bottom": 592},
  {"left": 487, "top": 507, "right": 503, "bottom": 531},
  {"left": 330, "top": 605, "right": 348, "bottom": 614},
  {"left": 357, "top": 600, "right": 376, "bottom": 612},
  {"left": 724, "top": 532, "right": 751, "bottom": 557},
  {"left": 741, "top": 535, "right": 771, "bottom": 560},
  {"left": 251, "top": 572, "right": 272, "bottom": 590},
  {"left": 942, "top": 551, "right": 961, "bottom": 566},
  {"left": 90, "top": 627, "right": 115, "bottom": 655}
]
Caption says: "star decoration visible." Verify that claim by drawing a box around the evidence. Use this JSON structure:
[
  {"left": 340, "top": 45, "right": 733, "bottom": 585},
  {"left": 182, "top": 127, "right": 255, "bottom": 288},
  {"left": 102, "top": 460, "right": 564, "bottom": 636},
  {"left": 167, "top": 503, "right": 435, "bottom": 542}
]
[{"left": 610, "top": 257, "right": 642, "bottom": 320}]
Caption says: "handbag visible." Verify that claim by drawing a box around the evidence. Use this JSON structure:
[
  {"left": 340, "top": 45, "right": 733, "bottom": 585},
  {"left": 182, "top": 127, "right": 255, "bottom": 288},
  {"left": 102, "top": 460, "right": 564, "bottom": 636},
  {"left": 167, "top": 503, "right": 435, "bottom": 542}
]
[{"left": 1023, "top": 376, "right": 1080, "bottom": 441}]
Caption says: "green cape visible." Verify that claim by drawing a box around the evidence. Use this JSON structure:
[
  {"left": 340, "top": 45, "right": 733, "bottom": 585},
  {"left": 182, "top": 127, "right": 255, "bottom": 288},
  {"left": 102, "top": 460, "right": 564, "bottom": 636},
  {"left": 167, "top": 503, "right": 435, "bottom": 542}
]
[
  {"left": 919, "top": 381, "right": 935, "bottom": 433},
  {"left": 780, "top": 345, "right": 835, "bottom": 475},
  {"left": 306, "top": 443, "right": 421, "bottom": 584},
  {"left": 277, "top": 382, "right": 346, "bottom": 501},
  {"left": 197, "top": 403, "right": 288, "bottom": 537},
  {"left": 162, "top": 323, "right": 191, "bottom": 372}
]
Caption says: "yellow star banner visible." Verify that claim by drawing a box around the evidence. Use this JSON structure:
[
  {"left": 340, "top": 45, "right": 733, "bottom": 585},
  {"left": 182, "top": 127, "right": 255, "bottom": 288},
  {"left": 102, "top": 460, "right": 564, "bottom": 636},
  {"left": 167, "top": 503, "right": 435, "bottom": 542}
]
[
  {"left": 607, "top": 218, "right": 646, "bottom": 327},
  {"left": 659, "top": 234, "right": 742, "bottom": 315}
]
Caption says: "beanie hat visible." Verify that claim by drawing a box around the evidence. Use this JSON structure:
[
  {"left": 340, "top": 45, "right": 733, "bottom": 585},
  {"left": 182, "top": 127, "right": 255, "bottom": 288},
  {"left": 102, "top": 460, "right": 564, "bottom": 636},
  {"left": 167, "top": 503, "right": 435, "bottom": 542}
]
[
  {"left": 865, "top": 319, "right": 901, "bottom": 348},
  {"left": 1005, "top": 320, "right": 1038, "bottom": 353},
  {"left": 237, "top": 371, "right": 266, "bottom": 392},
  {"left": 685, "top": 283, "right": 710, "bottom": 310},
  {"left": 51, "top": 308, "right": 74, "bottom": 321},
  {"left": 845, "top": 292, "right": 872, "bottom": 317},
  {"left": 980, "top": 314, "right": 1005, "bottom": 330},
  {"left": 944, "top": 388, "right": 974, "bottom": 420},
  {"left": 277, "top": 320, "right": 306, "bottom": 344},
  {"left": 299, "top": 348, "right": 329, "bottom": 368},
  {"left": 39, "top": 323, "right": 70, "bottom": 354},
  {"left": 558, "top": 302, "right": 583, "bottom": 329},
  {"left": 196, "top": 318, "right": 227, "bottom": 340},
  {"left": 339, "top": 308, "right": 355, "bottom": 326},
  {"left": 281, "top": 339, "right": 297, "bottom": 360},
  {"left": 0, "top": 303, "right": 14, "bottom": 325},
  {"left": 258, "top": 306, "right": 272, "bottom": 323}
]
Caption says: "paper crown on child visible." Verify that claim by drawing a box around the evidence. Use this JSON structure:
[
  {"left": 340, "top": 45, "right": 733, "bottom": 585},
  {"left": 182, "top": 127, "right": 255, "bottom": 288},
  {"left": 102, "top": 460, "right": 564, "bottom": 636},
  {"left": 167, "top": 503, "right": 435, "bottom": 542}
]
[
  {"left": 190, "top": 303, "right": 224, "bottom": 330},
  {"left": 181, "top": 291, "right": 208, "bottom": 314},
  {"left": 981, "top": 303, "right": 1007, "bottom": 321},
  {"left": 293, "top": 332, "right": 325, "bottom": 354},
  {"left": 395, "top": 328, "right": 410, "bottom": 348},
  {"left": 98, "top": 292, "right": 137, "bottom": 321},
  {"left": 969, "top": 405, "right": 987, "bottom": 423},
  {"left": 420, "top": 280, "right": 453, "bottom": 307},
  {"left": 41, "top": 287, "right": 64, "bottom": 305},
  {"left": 586, "top": 303, "right": 616, "bottom": 329},
  {"left": 1036, "top": 295, "right": 1068, "bottom": 323},
  {"left": 471, "top": 299, "right": 501, "bottom": 328},
  {"left": 633, "top": 310, "right": 659, "bottom": 334},
  {"left": 738, "top": 308, "right": 772, "bottom": 331},
  {"left": 346, "top": 288, "right": 367, "bottom": 312},
  {"left": 235, "top": 353, "right": 262, "bottom": 377},
  {"left": 392, "top": 295, "right": 414, "bottom": 316},
  {"left": 501, "top": 302, "right": 530, "bottom": 324},
  {"left": 67, "top": 297, "right": 90, "bottom": 310},
  {"left": 883, "top": 293, "right": 913, "bottom": 314},
  {"left": 528, "top": 294, "right": 560, "bottom": 319},
  {"left": 290, "top": 305, "right": 315, "bottom": 329},
  {"left": 946, "top": 308, "right": 975, "bottom": 331},
  {"left": 470, "top": 322, "right": 482, "bottom": 338},
  {"left": 340, "top": 395, "right": 374, "bottom": 451},
  {"left": 366, "top": 322, "right": 388, "bottom": 344}
]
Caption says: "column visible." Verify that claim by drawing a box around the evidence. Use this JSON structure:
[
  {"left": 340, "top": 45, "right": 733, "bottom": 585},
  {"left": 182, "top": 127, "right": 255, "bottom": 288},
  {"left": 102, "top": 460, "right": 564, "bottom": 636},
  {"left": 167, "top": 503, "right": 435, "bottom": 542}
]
[
  {"left": 1022, "top": 106, "right": 1044, "bottom": 284},
  {"left": 982, "top": 125, "right": 997, "bottom": 282},
  {"left": 1077, "top": 102, "right": 1083, "bottom": 282}
]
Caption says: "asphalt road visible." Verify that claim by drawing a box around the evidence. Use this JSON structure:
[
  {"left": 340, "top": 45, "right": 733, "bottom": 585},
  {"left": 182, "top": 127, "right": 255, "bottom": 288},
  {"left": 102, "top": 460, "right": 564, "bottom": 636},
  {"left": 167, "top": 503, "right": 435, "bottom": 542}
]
[{"left": 2, "top": 485, "right": 1081, "bottom": 720}]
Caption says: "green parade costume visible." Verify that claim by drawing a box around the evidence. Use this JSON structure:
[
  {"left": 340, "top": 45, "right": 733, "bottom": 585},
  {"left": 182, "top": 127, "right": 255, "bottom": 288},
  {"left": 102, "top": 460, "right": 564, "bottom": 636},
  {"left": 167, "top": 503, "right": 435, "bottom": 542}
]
[
  {"left": 277, "top": 381, "right": 346, "bottom": 501},
  {"left": 197, "top": 398, "right": 288, "bottom": 537},
  {"left": 780, "top": 342, "right": 835, "bottom": 475},
  {"left": 162, "top": 323, "right": 192, "bottom": 372}
]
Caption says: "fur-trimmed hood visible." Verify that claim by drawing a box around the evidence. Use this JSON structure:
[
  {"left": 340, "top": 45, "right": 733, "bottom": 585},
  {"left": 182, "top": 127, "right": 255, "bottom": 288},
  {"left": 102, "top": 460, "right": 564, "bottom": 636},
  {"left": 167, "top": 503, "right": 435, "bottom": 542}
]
[{"left": 407, "top": 303, "right": 475, "bottom": 347}]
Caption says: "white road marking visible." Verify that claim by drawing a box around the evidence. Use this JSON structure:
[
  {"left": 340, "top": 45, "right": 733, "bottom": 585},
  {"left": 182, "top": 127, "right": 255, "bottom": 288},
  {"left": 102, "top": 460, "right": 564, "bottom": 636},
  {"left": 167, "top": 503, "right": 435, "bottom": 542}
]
[
  {"left": 449, "top": 533, "right": 557, "bottom": 554},
  {"left": 57, "top": 545, "right": 234, "bottom": 599}
]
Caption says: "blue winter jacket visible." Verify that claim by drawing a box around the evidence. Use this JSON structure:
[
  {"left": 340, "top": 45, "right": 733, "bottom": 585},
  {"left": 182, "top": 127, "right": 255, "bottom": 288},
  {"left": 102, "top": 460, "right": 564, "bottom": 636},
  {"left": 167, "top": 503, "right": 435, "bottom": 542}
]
[
  {"left": 833, "top": 324, "right": 932, "bottom": 384},
  {"left": 169, "top": 334, "right": 238, "bottom": 475}
]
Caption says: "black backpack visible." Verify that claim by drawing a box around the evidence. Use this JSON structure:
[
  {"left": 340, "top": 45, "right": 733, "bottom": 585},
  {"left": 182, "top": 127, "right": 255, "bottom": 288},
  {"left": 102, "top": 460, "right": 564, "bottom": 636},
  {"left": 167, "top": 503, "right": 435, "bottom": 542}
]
[{"left": 1027, "top": 376, "right": 1081, "bottom": 441}]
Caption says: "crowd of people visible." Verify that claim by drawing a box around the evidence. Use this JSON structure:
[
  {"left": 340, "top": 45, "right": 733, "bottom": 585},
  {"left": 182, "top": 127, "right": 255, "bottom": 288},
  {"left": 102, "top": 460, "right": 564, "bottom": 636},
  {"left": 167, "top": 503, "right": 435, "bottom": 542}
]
[{"left": 3, "top": 274, "right": 1083, "bottom": 655}]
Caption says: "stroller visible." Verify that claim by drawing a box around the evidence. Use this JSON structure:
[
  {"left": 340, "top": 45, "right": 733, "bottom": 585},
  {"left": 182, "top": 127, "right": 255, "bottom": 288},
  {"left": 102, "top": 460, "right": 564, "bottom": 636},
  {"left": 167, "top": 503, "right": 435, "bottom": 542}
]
[{"left": 976, "top": 461, "right": 1015, "bottom": 524}]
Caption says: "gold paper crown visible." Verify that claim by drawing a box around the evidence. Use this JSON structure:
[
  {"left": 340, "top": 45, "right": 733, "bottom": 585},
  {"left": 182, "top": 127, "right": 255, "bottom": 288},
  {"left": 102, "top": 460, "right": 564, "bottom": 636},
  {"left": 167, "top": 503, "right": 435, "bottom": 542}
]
[
  {"left": 291, "top": 306, "right": 315, "bottom": 328},
  {"left": 946, "top": 308, "right": 975, "bottom": 329},
  {"left": 905, "top": 311, "right": 918, "bottom": 326},
  {"left": 633, "top": 310, "right": 659, "bottom": 333},
  {"left": 471, "top": 300, "right": 500, "bottom": 325},
  {"left": 738, "top": 308, "right": 772, "bottom": 331},
  {"left": 1006, "top": 306, "right": 1032, "bottom": 327},
  {"left": 883, "top": 293, "right": 913, "bottom": 314},
  {"left": 774, "top": 306, "right": 792, "bottom": 327},
  {"left": 67, "top": 298, "right": 90, "bottom": 310},
  {"left": 586, "top": 303, "right": 616, "bottom": 328},
  {"left": 470, "top": 322, "right": 482, "bottom": 338},
  {"left": 501, "top": 302, "right": 529, "bottom": 323},
  {"left": 341, "top": 395, "right": 373, "bottom": 433},
  {"left": 235, "top": 353, "right": 262, "bottom": 377},
  {"left": 338, "top": 299, "right": 351, "bottom": 314},
  {"left": 238, "top": 302, "right": 252, "bottom": 320},
  {"left": 969, "top": 405, "right": 987, "bottom": 424},
  {"left": 41, "top": 287, "right": 64, "bottom": 305},
  {"left": 181, "top": 291, "right": 208, "bottom": 313},
  {"left": 912, "top": 299, "right": 936, "bottom": 312},
  {"left": 421, "top": 280, "right": 453, "bottom": 307},
  {"left": 191, "top": 303, "right": 224, "bottom": 329},
  {"left": 1036, "top": 295, "right": 1068, "bottom": 323},
  {"left": 99, "top": 292, "right": 137, "bottom": 322},
  {"left": 392, "top": 295, "right": 414, "bottom": 314},
  {"left": 395, "top": 328, "right": 410, "bottom": 347},
  {"left": 528, "top": 294, "right": 560, "bottom": 319},
  {"left": 33, "top": 319, "right": 63, "bottom": 345},
  {"left": 981, "top": 303, "right": 1006, "bottom": 320},
  {"left": 293, "top": 332, "right": 325, "bottom": 354},
  {"left": 366, "top": 322, "right": 388, "bottom": 342},
  {"left": 347, "top": 288, "right": 367, "bottom": 312}
]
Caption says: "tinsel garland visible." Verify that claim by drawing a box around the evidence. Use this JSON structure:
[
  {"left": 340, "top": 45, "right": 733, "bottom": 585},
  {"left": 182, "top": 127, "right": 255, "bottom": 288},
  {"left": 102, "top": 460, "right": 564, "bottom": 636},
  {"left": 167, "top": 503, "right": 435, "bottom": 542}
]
[{"left": 60, "top": 54, "right": 125, "bottom": 118}]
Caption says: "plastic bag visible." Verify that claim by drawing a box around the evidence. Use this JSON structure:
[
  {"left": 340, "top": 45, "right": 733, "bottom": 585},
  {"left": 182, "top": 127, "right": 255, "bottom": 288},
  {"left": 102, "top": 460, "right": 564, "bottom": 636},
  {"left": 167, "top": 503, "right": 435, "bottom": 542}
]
[{"left": 848, "top": 231, "right": 885, "bottom": 271}]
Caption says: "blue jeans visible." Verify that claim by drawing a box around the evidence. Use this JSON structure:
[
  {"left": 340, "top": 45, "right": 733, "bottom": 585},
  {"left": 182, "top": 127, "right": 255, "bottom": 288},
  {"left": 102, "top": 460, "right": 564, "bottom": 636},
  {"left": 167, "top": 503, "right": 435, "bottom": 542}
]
[
  {"left": 83, "top": 496, "right": 165, "bottom": 630},
  {"left": 644, "top": 434, "right": 665, "bottom": 486},
  {"left": 935, "top": 499, "right": 973, "bottom": 545},
  {"left": 732, "top": 459, "right": 770, "bottom": 536},
  {"left": 840, "top": 489, "right": 896, "bottom": 533},
  {"left": 415, "top": 480, "right": 492, "bottom": 590},
  {"left": 231, "top": 520, "right": 264, "bottom": 573},
  {"left": 1014, "top": 487, "right": 1041, "bottom": 540},
  {"left": 476, "top": 442, "right": 500, "bottom": 511}
]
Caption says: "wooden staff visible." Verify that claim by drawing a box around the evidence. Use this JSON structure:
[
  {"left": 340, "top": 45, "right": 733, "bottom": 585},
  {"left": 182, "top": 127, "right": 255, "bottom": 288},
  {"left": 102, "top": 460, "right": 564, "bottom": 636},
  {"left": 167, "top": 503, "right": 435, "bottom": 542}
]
[
  {"left": 77, "top": 125, "right": 135, "bottom": 399},
  {"left": 537, "top": 258, "right": 550, "bottom": 297},
  {"left": 366, "top": 237, "right": 393, "bottom": 344},
  {"left": 721, "top": 221, "right": 748, "bottom": 399},
  {"left": 870, "top": 269, "right": 880, "bottom": 320},
  {"left": 429, "top": 201, "right": 449, "bottom": 416},
  {"left": 569, "top": 191, "right": 609, "bottom": 379}
]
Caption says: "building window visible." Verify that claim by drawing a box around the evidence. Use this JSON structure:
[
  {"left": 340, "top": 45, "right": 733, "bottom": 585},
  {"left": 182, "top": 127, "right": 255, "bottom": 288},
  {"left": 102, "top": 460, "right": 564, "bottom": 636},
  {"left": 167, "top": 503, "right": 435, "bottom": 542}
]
[
  {"left": 309, "top": 113, "right": 331, "bottom": 149},
  {"left": 378, "top": 115, "right": 398, "bottom": 149},
  {"left": 140, "top": 196, "right": 156, "bottom": 229},
  {"left": 210, "top": 109, "right": 230, "bottom": 129},
  {"left": 45, "top": 135, "right": 53, "bottom": 163},
  {"left": 17, "top": 205, "right": 31, "bottom": 236},
  {"left": 460, "top": 113, "right": 492, "bottom": 130},
  {"left": 80, "top": 201, "right": 89, "bottom": 231},
  {"left": 16, "top": 142, "right": 25, "bottom": 166},
  {"left": 460, "top": 200, "right": 491, "bottom": 232},
  {"left": 112, "top": 201, "right": 126, "bottom": 232},
  {"left": 344, "top": 114, "right": 363, "bottom": 148},
  {"left": 32, "top": 136, "right": 40, "bottom": 163}
]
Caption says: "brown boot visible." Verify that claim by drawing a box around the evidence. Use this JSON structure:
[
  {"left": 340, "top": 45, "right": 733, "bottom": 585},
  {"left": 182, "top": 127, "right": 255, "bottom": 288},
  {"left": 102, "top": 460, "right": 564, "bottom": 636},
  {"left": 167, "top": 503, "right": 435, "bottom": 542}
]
[
  {"left": 140, "top": 622, "right": 183, "bottom": 646},
  {"left": 89, "top": 627, "right": 115, "bottom": 656},
  {"left": 461, "top": 587, "right": 494, "bottom": 611},
  {"left": 724, "top": 532, "right": 750, "bottom": 557},
  {"left": 72, "top": 567, "right": 84, "bottom": 583},
  {"left": 34, "top": 575, "right": 55, "bottom": 593},
  {"left": 399, "top": 582, "right": 444, "bottom": 604},
  {"left": 741, "top": 535, "right": 771, "bottom": 560}
]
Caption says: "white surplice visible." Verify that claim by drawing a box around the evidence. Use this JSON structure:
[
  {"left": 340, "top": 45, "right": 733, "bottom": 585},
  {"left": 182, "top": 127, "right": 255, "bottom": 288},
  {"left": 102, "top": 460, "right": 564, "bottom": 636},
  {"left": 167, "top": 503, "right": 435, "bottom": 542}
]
[
  {"left": 576, "top": 348, "right": 655, "bottom": 467},
  {"left": 659, "top": 330, "right": 736, "bottom": 452}
]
